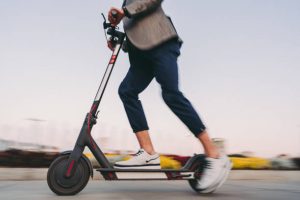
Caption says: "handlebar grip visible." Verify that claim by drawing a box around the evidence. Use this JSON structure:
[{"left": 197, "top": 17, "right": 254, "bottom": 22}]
[{"left": 111, "top": 10, "right": 118, "bottom": 19}]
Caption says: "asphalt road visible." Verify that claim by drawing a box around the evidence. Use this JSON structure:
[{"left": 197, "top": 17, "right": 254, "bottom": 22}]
[{"left": 1, "top": 179, "right": 299, "bottom": 200}]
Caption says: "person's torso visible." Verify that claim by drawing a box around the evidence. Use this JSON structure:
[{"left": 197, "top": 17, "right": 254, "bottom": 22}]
[{"left": 122, "top": 0, "right": 179, "bottom": 50}]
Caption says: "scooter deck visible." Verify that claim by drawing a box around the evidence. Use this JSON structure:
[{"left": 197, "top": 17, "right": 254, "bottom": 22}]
[
  {"left": 97, "top": 168, "right": 190, "bottom": 172},
  {"left": 96, "top": 154, "right": 206, "bottom": 180},
  {"left": 96, "top": 167, "right": 195, "bottom": 180}
]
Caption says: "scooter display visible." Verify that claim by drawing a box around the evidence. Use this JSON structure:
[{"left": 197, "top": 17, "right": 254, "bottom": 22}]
[{"left": 47, "top": 12, "right": 212, "bottom": 195}]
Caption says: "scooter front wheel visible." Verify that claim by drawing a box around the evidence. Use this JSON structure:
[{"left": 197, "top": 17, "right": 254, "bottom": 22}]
[{"left": 47, "top": 155, "right": 90, "bottom": 195}]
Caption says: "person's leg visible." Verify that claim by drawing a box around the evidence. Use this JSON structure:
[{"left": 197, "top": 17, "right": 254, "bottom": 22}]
[
  {"left": 118, "top": 45, "right": 156, "bottom": 155},
  {"left": 136, "top": 130, "right": 156, "bottom": 155},
  {"left": 146, "top": 39, "right": 230, "bottom": 189},
  {"left": 118, "top": 67, "right": 152, "bottom": 132},
  {"left": 198, "top": 131, "right": 219, "bottom": 158},
  {"left": 147, "top": 39, "right": 219, "bottom": 158}
]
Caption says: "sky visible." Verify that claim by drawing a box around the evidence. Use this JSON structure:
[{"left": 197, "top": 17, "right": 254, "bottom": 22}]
[{"left": 0, "top": 0, "right": 299, "bottom": 157}]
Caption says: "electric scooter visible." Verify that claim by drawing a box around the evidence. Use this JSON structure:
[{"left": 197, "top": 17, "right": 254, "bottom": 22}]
[{"left": 47, "top": 12, "right": 213, "bottom": 195}]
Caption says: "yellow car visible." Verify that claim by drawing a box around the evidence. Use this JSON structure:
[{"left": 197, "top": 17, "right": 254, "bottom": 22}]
[{"left": 230, "top": 157, "right": 271, "bottom": 169}]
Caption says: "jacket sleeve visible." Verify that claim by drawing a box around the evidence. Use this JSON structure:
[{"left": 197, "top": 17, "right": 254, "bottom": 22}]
[{"left": 123, "top": 0, "right": 163, "bottom": 18}]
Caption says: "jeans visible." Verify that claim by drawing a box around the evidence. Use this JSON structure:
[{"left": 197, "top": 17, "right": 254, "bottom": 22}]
[{"left": 118, "top": 39, "right": 206, "bottom": 137}]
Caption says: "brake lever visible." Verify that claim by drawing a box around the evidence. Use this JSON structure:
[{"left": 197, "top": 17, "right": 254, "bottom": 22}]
[{"left": 101, "top": 13, "right": 111, "bottom": 29}]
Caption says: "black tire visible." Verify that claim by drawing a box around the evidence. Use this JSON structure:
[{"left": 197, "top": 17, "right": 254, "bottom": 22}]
[
  {"left": 188, "top": 164, "right": 205, "bottom": 193},
  {"left": 47, "top": 155, "right": 90, "bottom": 195},
  {"left": 188, "top": 179, "right": 201, "bottom": 192},
  {"left": 189, "top": 179, "right": 216, "bottom": 194},
  {"left": 188, "top": 159, "right": 215, "bottom": 194}
]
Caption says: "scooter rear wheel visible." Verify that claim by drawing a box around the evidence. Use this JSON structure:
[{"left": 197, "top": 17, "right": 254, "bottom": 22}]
[
  {"left": 188, "top": 160, "right": 217, "bottom": 194},
  {"left": 47, "top": 155, "right": 90, "bottom": 195}
]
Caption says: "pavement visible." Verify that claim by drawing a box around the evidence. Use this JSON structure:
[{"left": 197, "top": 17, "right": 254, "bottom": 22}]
[
  {"left": 1, "top": 168, "right": 300, "bottom": 181},
  {"left": 0, "top": 179, "right": 300, "bottom": 200},
  {"left": 0, "top": 168, "right": 300, "bottom": 200}
]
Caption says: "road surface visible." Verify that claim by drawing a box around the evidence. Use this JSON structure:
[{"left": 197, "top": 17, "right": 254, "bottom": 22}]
[{"left": 1, "top": 179, "right": 299, "bottom": 200}]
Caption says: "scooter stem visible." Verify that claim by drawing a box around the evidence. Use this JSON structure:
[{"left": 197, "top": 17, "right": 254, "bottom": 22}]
[{"left": 64, "top": 22, "right": 126, "bottom": 178}]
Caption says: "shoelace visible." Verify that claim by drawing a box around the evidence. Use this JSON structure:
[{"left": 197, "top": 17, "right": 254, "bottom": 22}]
[
  {"left": 205, "top": 160, "right": 212, "bottom": 169},
  {"left": 201, "top": 160, "right": 214, "bottom": 179},
  {"left": 134, "top": 149, "right": 144, "bottom": 156}
]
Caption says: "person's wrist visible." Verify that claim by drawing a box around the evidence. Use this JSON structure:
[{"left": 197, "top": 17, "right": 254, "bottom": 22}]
[
  {"left": 120, "top": 8, "right": 125, "bottom": 17},
  {"left": 122, "top": 7, "right": 131, "bottom": 18}
]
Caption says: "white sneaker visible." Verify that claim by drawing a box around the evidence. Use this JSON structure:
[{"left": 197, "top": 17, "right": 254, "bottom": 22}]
[
  {"left": 196, "top": 155, "right": 231, "bottom": 190},
  {"left": 198, "top": 160, "right": 232, "bottom": 194},
  {"left": 114, "top": 149, "right": 161, "bottom": 169}
]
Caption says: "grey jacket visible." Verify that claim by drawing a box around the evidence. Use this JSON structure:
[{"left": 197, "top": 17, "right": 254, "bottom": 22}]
[{"left": 122, "top": 0, "right": 179, "bottom": 50}]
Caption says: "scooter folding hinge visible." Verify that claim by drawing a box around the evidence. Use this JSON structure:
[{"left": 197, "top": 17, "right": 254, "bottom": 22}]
[{"left": 90, "top": 117, "right": 97, "bottom": 125}]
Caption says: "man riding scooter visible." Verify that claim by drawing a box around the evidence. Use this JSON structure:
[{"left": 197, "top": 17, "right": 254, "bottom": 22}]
[{"left": 107, "top": 0, "right": 232, "bottom": 191}]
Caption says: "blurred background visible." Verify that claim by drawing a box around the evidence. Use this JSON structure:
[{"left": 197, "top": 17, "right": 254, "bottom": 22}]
[{"left": 0, "top": 0, "right": 299, "bottom": 171}]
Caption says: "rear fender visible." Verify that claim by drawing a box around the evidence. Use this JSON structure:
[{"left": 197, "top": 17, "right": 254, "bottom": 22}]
[{"left": 183, "top": 154, "right": 206, "bottom": 172}]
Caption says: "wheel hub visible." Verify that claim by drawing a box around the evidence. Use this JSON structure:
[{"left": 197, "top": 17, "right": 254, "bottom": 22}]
[{"left": 54, "top": 160, "right": 83, "bottom": 188}]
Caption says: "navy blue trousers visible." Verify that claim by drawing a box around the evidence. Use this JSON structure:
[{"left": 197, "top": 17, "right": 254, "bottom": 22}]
[{"left": 118, "top": 39, "right": 206, "bottom": 137}]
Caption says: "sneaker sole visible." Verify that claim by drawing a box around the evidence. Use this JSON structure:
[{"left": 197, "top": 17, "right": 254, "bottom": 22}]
[{"left": 114, "top": 164, "right": 161, "bottom": 170}]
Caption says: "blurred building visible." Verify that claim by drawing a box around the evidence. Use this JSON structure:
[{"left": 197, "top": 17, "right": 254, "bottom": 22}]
[{"left": 0, "top": 139, "right": 59, "bottom": 152}]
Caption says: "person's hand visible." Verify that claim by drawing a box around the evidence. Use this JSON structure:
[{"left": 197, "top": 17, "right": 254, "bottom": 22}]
[
  {"left": 107, "top": 37, "right": 116, "bottom": 51},
  {"left": 107, "top": 40, "right": 114, "bottom": 51},
  {"left": 108, "top": 7, "right": 125, "bottom": 26}
]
